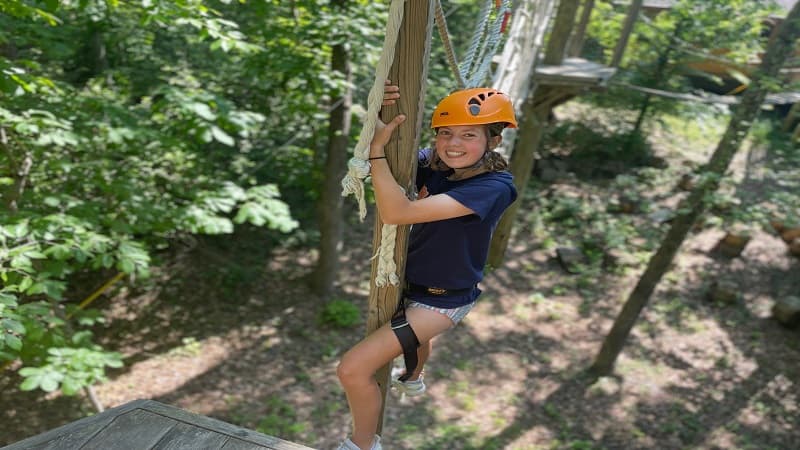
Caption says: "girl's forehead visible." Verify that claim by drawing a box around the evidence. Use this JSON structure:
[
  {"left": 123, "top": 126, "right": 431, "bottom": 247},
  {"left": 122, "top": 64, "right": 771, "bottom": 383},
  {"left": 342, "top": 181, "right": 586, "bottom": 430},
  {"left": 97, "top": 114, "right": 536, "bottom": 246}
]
[{"left": 438, "top": 125, "right": 484, "bottom": 132}]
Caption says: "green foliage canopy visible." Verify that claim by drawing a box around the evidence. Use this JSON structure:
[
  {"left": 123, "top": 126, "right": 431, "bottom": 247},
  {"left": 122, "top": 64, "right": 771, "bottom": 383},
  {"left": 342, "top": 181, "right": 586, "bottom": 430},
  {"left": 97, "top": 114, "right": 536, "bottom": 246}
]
[{"left": 0, "top": 0, "right": 384, "bottom": 395}]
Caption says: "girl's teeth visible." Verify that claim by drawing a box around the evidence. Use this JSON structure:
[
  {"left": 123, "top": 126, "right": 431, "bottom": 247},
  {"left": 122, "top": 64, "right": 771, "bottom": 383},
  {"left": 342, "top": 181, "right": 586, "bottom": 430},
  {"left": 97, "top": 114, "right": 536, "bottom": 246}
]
[{"left": 446, "top": 151, "right": 465, "bottom": 157}]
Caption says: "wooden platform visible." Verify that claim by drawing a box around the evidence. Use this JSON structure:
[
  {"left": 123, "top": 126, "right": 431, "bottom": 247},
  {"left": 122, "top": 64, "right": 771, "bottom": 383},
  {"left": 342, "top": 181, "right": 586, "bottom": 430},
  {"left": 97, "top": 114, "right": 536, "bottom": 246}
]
[
  {"left": 534, "top": 57, "right": 617, "bottom": 87},
  {"left": 1, "top": 399, "right": 315, "bottom": 450}
]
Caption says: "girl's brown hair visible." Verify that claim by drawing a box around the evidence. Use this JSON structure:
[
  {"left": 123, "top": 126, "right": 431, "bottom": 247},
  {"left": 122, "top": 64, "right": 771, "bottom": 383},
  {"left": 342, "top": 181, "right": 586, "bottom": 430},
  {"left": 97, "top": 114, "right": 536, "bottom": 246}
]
[{"left": 425, "top": 122, "right": 510, "bottom": 173}]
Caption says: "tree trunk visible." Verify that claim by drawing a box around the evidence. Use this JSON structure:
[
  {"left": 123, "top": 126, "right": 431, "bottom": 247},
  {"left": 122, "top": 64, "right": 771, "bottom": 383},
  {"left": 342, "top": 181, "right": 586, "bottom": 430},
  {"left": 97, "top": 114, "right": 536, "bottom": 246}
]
[
  {"left": 310, "top": 0, "right": 352, "bottom": 297},
  {"left": 590, "top": 1, "right": 800, "bottom": 376},
  {"left": 609, "top": 0, "right": 644, "bottom": 68},
  {"left": 630, "top": 20, "right": 685, "bottom": 139},
  {"left": 568, "top": 0, "right": 595, "bottom": 57},
  {"left": 367, "top": 0, "right": 434, "bottom": 434},
  {"left": 543, "top": 0, "right": 580, "bottom": 66},
  {"left": 488, "top": 99, "right": 549, "bottom": 267}
]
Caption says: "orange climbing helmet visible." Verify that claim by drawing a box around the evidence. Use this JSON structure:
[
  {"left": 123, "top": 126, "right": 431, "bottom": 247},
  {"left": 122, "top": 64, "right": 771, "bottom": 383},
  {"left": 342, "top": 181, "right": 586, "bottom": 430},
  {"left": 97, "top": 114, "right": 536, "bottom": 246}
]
[{"left": 431, "top": 87, "right": 518, "bottom": 129}]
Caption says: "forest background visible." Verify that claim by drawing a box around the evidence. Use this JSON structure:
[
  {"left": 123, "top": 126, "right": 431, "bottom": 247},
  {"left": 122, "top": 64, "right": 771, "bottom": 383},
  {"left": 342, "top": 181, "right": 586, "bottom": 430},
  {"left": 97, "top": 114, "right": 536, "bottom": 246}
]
[{"left": 1, "top": 0, "right": 799, "bottom": 449}]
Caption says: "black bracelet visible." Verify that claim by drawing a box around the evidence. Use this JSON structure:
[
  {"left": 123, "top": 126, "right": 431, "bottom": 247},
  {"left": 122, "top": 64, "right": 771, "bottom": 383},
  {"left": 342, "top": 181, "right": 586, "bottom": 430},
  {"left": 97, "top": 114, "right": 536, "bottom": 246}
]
[{"left": 368, "top": 156, "right": 387, "bottom": 161}]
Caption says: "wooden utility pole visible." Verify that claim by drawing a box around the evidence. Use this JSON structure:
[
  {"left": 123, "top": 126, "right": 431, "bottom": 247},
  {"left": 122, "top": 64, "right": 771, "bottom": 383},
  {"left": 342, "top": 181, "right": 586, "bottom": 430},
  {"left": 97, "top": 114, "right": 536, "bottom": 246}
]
[
  {"left": 590, "top": 0, "right": 800, "bottom": 376},
  {"left": 365, "top": 0, "right": 434, "bottom": 434}
]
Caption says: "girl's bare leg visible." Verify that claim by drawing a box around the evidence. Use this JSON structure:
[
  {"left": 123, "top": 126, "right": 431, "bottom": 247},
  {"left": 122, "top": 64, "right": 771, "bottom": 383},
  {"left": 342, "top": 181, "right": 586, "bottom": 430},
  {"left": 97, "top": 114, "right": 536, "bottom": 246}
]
[{"left": 337, "top": 307, "right": 452, "bottom": 449}]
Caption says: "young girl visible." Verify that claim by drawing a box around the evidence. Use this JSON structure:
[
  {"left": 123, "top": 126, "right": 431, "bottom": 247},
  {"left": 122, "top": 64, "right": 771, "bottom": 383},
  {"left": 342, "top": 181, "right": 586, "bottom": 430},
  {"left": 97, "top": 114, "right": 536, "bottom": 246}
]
[{"left": 336, "top": 83, "right": 518, "bottom": 450}]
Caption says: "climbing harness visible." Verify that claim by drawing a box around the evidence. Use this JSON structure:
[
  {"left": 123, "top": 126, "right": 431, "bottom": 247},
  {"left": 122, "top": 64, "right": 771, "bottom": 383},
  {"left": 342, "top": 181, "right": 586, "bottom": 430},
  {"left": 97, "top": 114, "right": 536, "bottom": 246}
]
[{"left": 390, "top": 297, "right": 420, "bottom": 382}]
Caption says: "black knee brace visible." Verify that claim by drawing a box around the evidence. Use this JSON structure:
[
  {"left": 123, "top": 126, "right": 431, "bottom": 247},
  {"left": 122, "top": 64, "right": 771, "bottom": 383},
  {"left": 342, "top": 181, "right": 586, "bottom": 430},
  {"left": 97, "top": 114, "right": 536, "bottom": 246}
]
[{"left": 391, "top": 299, "right": 420, "bottom": 382}]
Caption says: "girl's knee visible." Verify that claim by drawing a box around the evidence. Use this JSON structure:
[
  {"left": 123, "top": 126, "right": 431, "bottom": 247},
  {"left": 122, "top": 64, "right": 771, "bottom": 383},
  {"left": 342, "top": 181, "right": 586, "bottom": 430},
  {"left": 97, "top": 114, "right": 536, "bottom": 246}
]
[{"left": 337, "top": 352, "right": 364, "bottom": 386}]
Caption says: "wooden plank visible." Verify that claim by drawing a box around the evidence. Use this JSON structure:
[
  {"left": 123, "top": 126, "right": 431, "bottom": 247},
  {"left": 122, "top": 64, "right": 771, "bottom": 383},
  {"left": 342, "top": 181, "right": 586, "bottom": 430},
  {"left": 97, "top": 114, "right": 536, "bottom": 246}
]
[
  {"left": 1, "top": 400, "right": 313, "bottom": 450},
  {"left": 221, "top": 438, "right": 274, "bottom": 450},
  {"left": 151, "top": 422, "right": 230, "bottom": 450},
  {"left": 1, "top": 399, "right": 149, "bottom": 450},
  {"left": 138, "top": 401, "right": 312, "bottom": 450},
  {"left": 535, "top": 57, "right": 616, "bottom": 86},
  {"left": 80, "top": 409, "right": 177, "bottom": 450}
]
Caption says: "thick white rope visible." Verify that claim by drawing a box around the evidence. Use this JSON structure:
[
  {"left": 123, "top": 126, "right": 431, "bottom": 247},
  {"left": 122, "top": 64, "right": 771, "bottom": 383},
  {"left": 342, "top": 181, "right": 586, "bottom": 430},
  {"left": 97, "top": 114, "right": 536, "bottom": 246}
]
[
  {"left": 372, "top": 219, "right": 401, "bottom": 287},
  {"left": 340, "top": 0, "right": 406, "bottom": 287},
  {"left": 341, "top": 0, "right": 405, "bottom": 221},
  {"left": 434, "top": 0, "right": 466, "bottom": 89}
]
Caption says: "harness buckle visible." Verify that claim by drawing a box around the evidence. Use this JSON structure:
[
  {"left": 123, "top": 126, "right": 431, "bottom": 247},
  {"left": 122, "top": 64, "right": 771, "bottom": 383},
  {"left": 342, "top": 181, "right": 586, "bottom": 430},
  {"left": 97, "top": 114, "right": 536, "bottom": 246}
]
[{"left": 426, "top": 286, "right": 448, "bottom": 295}]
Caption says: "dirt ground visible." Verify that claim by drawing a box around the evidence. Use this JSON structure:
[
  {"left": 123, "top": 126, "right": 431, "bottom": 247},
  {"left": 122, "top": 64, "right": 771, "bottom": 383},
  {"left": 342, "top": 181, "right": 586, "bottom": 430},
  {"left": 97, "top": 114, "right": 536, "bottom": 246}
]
[{"left": 2, "top": 109, "right": 799, "bottom": 450}]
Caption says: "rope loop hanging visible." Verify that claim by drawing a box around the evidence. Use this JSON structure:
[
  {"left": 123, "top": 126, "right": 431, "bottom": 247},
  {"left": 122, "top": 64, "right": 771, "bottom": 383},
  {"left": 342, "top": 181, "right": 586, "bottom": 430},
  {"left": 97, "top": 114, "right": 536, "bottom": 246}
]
[
  {"left": 340, "top": 0, "right": 407, "bottom": 287},
  {"left": 341, "top": 0, "right": 406, "bottom": 221}
]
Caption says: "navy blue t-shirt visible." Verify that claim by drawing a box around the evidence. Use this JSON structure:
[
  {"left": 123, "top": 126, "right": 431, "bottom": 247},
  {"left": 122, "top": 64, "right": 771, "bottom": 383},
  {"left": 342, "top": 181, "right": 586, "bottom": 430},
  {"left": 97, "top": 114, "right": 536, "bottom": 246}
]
[{"left": 405, "top": 149, "right": 517, "bottom": 308}]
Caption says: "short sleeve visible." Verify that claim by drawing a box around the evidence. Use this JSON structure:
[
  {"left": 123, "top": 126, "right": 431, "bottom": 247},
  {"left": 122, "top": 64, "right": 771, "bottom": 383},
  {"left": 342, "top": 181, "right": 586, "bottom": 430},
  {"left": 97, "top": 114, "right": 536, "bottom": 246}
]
[{"left": 445, "top": 174, "right": 516, "bottom": 220}]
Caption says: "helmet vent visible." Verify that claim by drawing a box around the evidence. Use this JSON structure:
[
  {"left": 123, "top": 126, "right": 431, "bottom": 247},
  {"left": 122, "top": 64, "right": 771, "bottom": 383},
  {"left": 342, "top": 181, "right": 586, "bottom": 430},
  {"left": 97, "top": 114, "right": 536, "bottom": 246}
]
[{"left": 469, "top": 104, "right": 481, "bottom": 116}]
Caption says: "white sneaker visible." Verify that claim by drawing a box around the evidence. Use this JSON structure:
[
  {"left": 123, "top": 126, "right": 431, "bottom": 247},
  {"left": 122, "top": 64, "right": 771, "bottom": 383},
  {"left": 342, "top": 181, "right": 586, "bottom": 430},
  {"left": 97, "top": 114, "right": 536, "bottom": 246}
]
[
  {"left": 390, "top": 370, "right": 426, "bottom": 397},
  {"left": 336, "top": 438, "right": 359, "bottom": 450},
  {"left": 337, "top": 435, "right": 382, "bottom": 450}
]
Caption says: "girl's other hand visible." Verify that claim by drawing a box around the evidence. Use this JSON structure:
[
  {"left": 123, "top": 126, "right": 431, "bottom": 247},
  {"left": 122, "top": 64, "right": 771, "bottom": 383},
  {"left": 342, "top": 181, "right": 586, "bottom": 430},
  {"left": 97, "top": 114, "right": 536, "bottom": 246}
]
[{"left": 383, "top": 80, "right": 400, "bottom": 106}]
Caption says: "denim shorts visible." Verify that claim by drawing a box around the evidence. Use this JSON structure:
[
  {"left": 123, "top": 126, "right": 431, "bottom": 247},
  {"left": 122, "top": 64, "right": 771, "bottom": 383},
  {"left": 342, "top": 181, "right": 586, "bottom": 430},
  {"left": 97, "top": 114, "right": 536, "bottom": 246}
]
[{"left": 406, "top": 300, "right": 476, "bottom": 326}]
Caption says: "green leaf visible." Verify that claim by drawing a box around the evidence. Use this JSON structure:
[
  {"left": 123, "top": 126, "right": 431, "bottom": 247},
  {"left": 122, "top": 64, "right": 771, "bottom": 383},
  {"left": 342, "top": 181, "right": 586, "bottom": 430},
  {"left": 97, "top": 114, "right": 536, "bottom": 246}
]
[
  {"left": 19, "top": 373, "right": 41, "bottom": 391},
  {"left": 2, "top": 319, "right": 25, "bottom": 334},
  {"left": 60, "top": 377, "right": 81, "bottom": 396},
  {"left": 117, "top": 259, "right": 135, "bottom": 273},
  {"left": 5, "top": 334, "right": 22, "bottom": 351},
  {"left": 40, "top": 372, "right": 62, "bottom": 392},
  {"left": 0, "top": 293, "right": 18, "bottom": 307},
  {"left": 188, "top": 102, "right": 217, "bottom": 121},
  {"left": 18, "top": 277, "right": 33, "bottom": 293},
  {"left": 210, "top": 126, "right": 234, "bottom": 146}
]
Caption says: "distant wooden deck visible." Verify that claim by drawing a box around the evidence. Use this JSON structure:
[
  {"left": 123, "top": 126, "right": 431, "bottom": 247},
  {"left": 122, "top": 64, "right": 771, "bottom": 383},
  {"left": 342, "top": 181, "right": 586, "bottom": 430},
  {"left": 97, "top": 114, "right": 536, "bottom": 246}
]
[
  {"left": 1, "top": 399, "right": 315, "bottom": 450},
  {"left": 534, "top": 57, "right": 617, "bottom": 87}
]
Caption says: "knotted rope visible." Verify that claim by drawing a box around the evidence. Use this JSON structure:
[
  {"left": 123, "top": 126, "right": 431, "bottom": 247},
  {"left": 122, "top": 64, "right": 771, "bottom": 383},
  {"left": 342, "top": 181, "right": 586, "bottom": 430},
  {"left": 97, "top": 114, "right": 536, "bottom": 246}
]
[
  {"left": 373, "top": 215, "right": 401, "bottom": 287},
  {"left": 341, "top": 0, "right": 406, "bottom": 286},
  {"left": 341, "top": 0, "right": 405, "bottom": 221}
]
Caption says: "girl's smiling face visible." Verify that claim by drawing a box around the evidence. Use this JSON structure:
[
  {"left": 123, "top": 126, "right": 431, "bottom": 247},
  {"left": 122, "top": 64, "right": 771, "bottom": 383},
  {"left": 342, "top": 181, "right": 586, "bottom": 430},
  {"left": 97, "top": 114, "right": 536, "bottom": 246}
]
[{"left": 434, "top": 125, "right": 495, "bottom": 169}]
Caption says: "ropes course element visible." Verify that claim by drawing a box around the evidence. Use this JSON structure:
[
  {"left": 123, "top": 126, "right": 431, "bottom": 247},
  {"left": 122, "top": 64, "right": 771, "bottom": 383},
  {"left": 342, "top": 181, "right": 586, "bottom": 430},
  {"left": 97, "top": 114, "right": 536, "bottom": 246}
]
[
  {"left": 434, "top": 0, "right": 466, "bottom": 88},
  {"left": 340, "top": 0, "right": 405, "bottom": 221},
  {"left": 435, "top": 0, "right": 512, "bottom": 89}
]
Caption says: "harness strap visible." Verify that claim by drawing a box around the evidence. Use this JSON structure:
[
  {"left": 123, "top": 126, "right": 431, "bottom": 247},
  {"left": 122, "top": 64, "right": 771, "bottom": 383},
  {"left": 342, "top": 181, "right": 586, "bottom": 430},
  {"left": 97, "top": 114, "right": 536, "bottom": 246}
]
[{"left": 390, "top": 299, "right": 420, "bottom": 382}]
